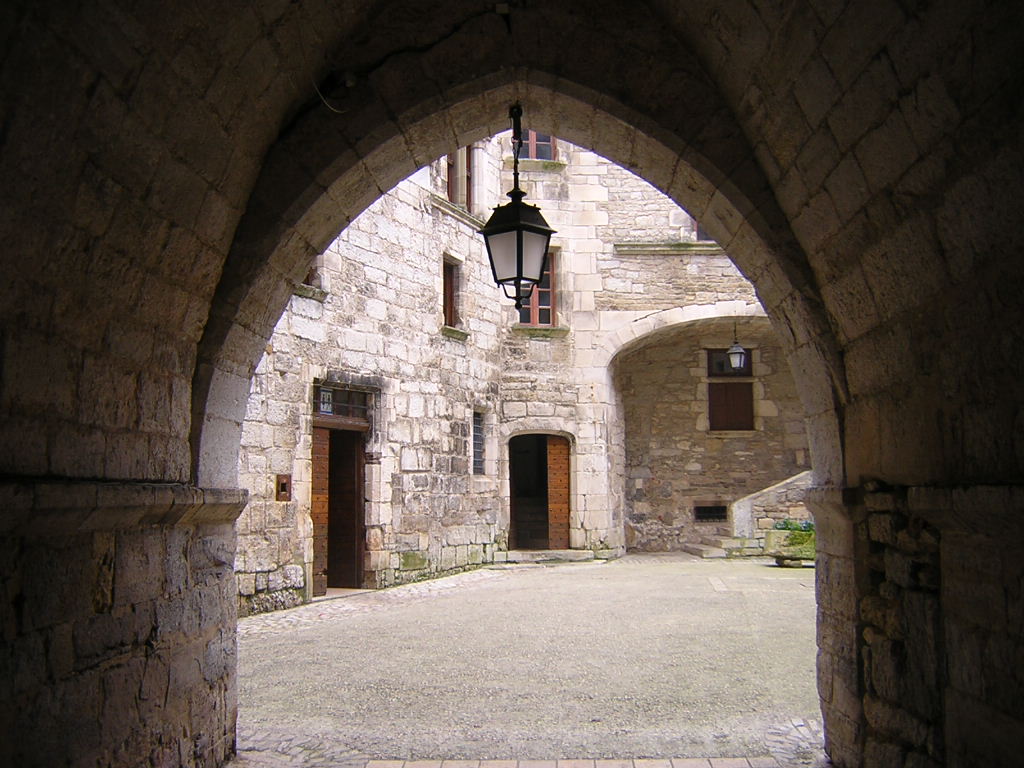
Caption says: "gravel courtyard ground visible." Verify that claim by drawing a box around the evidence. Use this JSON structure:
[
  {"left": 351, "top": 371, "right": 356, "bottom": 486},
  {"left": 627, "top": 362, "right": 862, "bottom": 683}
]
[{"left": 234, "top": 553, "right": 822, "bottom": 765}]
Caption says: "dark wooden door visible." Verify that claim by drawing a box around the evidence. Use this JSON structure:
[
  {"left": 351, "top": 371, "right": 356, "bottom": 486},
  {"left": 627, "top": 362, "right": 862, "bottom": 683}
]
[
  {"left": 328, "top": 429, "right": 364, "bottom": 587},
  {"left": 547, "top": 436, "right": 570, "bottom": 549}
]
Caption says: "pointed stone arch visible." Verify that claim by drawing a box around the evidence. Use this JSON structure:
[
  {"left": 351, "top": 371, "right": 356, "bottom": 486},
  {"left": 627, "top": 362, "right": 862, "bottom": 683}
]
[{"left": 191, "top": 66, "right": 844, "bottom": 493}]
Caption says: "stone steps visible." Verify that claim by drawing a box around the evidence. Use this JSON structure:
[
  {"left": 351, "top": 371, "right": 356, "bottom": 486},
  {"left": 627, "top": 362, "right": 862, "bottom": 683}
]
[
  {"left": 682, "top": 542, "right": 727, "bottom": 558},
  {"left": 497, "top": 549, "right": 597, "bottom": 564},
  {"left": 683, "top": 532, "right": 765, "bottom": 559},
  {"left": 701, "top": 534, "right": 763, "bottom": 552}
]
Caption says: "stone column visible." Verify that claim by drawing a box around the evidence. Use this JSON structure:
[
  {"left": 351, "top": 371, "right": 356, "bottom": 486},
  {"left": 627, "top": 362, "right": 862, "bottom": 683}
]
[
  {"left": 0, "top": 480, "right": 246, "bottom": 767},
  {"left": 806, "top": 486, "right": 866, "bottom": 768},
  {"left": 810, "top": 482, "right": 1024, "bottom": 768}
]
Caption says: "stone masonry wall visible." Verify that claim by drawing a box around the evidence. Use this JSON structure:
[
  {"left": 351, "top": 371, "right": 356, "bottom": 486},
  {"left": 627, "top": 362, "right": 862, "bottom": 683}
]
[
  {"left": 614, "top": 319, "right": 810, "bottom": 550},
  {"left": 811, "top": 484, "right": 1024, "bottom": 768},
  {"left": 0, "top": 483, "right": 244, "bottom": 767},
  {"left": 731, "top": 470, "right": 814, "bottom": 541},
  {"left": 858, "top": 501, "right": 944, "bottom": 768}
]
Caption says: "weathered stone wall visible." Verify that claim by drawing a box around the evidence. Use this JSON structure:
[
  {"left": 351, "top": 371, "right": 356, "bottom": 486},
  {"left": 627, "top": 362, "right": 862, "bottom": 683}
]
[
  {"left": 812, "top": 484, "right": 1024, "bottom": 768},
  {"left": 597, "top": 244, "right": 760, "bottom": 312},
  {"left": 612, "top": 319, "right": 810, "bottom": 550},
  {"left": 859, "top": 502, "right": 943, "bottom": 767},
  {"left": 0, "top": 482, "right": 244, "bottom": 767},
  {"left": 236, "top": 160, "right": 509, "bottom": 605},
  {"left": 731, "top": 470, "right": 813, "bottom": 541}
]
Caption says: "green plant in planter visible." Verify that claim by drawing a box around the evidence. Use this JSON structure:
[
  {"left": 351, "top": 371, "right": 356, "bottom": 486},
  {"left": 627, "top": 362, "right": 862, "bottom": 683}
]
[{"left": 764, "top": 519, "right": 816, "bottom": 566}]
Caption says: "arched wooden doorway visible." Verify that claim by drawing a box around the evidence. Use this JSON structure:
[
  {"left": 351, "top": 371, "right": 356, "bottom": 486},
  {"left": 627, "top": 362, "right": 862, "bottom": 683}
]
[{"left": 509, "top": 434, "right": 570, "bottom": 549}]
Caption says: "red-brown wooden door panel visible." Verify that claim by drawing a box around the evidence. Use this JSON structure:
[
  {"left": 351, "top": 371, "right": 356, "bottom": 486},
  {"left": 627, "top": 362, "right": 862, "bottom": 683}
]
[
  {"left": 547, "top": 436, "right": 570, "bottom": 549},
  {"left": 311, "top": 427, "right": 330, "bottom": 596}
]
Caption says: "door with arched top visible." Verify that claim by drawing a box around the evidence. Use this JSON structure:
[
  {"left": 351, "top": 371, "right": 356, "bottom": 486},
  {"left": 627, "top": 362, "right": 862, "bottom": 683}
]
[{"left": 509, "top": 434, "right": 570, "bottom": 549}]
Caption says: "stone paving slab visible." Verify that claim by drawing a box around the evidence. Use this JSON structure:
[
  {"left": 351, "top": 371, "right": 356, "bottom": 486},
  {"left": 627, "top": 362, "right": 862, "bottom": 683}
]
[
  {"left": 231, "top": 755, "right": 826, "bottom": 768},
  {"left": 231, "top": 556, "right": 829, "bottom": 767}
]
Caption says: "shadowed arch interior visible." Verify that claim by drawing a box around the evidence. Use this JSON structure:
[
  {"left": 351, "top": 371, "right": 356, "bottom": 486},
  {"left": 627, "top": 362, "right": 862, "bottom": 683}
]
[{"left": 3, "top": 1, "right": 1023, "bottom": 766}]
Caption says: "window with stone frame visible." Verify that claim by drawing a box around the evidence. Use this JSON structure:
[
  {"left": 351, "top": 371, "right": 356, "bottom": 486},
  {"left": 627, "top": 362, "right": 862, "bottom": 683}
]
[
  {"left": 312, "top": 384, "right": 372, "bottom": 430},
  {"left": 443, "top": 258, "right": 460, "bottom": 327},
  {"left": 472, "top": 410, "right": 485, "bottom": 475},
  {"left": 524, "top": 130, "right": 556, "bottom": 160},
  {"left": 446, "top": 146, "right": 473, "bottom": 211},
  {"left": 707, "top": 348, "right": 754, "bottom": 431},
  {"left": 517, "top": 251, "right": 556, "bottom": 326}
]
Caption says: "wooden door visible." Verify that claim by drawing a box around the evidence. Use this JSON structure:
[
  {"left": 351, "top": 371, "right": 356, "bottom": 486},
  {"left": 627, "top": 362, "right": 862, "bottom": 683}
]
[
  {"left": 328, "top": 429, "right": 364, "bottom": 588},
  {"left": 546, "top": 436, "right": 570, "bottom": 549}
]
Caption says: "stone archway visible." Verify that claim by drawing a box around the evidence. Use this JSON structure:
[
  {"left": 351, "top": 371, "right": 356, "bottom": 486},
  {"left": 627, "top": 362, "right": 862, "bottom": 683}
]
[
  {"left": 4, "top": 2, "right": 1023, "bottom": 766},
  {"left": 190, "top": 75, "right": 843, "bottom": 494},
  {"left": 188, "top": 46, "right": 847, "bottom": 768}
]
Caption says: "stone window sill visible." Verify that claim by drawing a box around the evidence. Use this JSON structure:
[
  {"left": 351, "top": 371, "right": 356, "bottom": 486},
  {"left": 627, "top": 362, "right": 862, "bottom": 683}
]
[
  {"left": 503, "top": 158, "right": 566, "bottom": 173},
  {"left": 441, "top": 325, "right": 470, "bottom": 342},
  {"left": 707, "top": 430, "right": 758, "bottom": 437},
  {"left": 429, "top": 193, "right": 485, "bottom": 229},
  {"left": 471, "top": 474, "right": 496, "bottom": 492},
  {"left": 510, "top": 325, "right": 570, "bottom": 338},
  {"left": 293, "top": 283, "right": 327, "bottom": 302}
]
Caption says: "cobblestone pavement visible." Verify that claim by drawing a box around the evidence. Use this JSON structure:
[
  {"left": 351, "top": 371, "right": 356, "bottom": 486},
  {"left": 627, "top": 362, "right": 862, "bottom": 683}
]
[{"left": 230, "top": 556, "right": 829, "bottom": 767}]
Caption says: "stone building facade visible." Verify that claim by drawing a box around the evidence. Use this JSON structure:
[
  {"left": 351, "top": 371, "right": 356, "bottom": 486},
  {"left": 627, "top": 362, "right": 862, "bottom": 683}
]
[{"left": 235, "top": 136, "right": 810, "bottom": 614}]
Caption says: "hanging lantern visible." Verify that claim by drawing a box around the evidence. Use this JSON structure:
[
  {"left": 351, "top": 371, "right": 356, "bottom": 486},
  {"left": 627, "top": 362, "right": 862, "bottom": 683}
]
[
  {"left": 479, "top": 104, "right": 556, "bottom": 308},
  {"left": 728, "top": 323, "right": 747, "bottom": 371}
]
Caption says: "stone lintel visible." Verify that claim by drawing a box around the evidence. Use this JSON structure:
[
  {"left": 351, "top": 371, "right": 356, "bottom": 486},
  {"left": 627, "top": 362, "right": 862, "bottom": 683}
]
[{"left": 0, "top": 479, "right": 248, "bottom": 534}]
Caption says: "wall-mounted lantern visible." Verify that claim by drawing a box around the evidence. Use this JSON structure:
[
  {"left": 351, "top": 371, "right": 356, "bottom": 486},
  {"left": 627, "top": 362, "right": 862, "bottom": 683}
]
[{"left": 478, "top": 104, "right": 556, "bottom": 308}]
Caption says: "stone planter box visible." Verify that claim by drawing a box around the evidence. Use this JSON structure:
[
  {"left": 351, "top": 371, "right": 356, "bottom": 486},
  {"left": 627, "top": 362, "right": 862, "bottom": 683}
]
[{"left": 763, "top": 529, "right": 816, "bottom": 567}]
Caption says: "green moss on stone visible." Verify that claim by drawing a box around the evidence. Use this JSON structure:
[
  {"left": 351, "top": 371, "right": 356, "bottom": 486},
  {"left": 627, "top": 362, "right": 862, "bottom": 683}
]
[{"left": 400, "top": 551, "right": 429, "bottom": 570}]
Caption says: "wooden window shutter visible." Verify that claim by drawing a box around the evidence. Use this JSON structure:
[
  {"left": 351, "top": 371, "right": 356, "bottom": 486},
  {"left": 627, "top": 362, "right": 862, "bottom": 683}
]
[{"left": 708, "top": 381, "right": 754, "bottom": 431}]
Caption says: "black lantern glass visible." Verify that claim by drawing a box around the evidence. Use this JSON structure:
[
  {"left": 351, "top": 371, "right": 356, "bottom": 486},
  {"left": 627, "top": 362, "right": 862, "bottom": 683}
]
[{"left": 479, "top": 104, "right": 556, "bottom": 308}]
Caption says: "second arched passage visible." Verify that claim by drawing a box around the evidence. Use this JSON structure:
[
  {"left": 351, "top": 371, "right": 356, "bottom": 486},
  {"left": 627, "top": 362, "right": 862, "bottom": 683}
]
[{"left": 607, "top": 314, "right": 812, "bottom": 552}]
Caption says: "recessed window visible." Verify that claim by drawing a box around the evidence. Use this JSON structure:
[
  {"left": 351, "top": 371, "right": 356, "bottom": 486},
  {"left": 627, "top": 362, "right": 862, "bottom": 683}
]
[
  {"left": 695, "top": 220, "right": 713, "bottom": 242},
  {"left": 472, "top": 411, "right": 485, "bottom": 475},
  {"left": 694, "top": 505, "right": 728, "bottom": 523},
  {"left": 302, "top": 266, "right": 321, "bottom": 288},
  {"left": 443, "top": 259, "right": 459, "bottom": 327},
  {"left": 313, "top": 385, "right": 371, "bottom": 428},
  {"left": 518, "top": 251, "right": 555, "bottom": 326},
  {"left": 446, "top": 146, "right": 473, "bottom": 210},
  {"left": 524, "top": 130, "right": 556, "bottom": 160}
]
